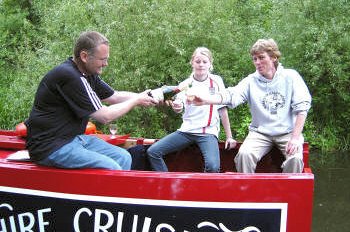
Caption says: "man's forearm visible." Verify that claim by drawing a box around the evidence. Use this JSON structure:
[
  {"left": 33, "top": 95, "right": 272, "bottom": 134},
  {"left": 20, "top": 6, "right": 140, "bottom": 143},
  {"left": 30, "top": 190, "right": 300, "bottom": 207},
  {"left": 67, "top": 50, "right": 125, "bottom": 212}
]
[{"left": 292, "top": 113, "right": 307, "bottom": 140}]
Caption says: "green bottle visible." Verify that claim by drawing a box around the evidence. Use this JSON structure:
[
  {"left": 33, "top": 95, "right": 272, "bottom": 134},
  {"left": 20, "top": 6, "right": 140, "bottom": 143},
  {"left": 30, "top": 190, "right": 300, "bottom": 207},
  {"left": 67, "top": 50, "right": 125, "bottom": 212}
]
[
  {"left": 149, "top": 84, "right": 191, "bottom": 101},
  {"left": 161, "top": 85, "right": 181, "bottom": 100}
]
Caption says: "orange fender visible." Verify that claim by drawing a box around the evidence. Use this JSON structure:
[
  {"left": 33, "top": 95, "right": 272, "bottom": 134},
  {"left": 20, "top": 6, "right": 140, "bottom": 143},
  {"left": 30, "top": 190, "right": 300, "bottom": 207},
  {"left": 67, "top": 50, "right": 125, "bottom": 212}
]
[
  {"left": 15, "top": 121, "right": 97, "bottom": 137},
  {"left": 84, "top": 121, "right": 97, "bottom": 134},
  {"left": 15, "top": 122, "right": 27, "bottom": 137}
]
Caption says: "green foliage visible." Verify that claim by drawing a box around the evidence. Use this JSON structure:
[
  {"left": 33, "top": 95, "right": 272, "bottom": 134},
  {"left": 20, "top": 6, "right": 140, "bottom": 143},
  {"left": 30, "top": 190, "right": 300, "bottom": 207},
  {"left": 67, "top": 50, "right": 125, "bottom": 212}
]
[
  {"left": 271, "top": 0, "right": 350, "bottom": 150},
  {"left": 0, "top": 0, "right": 349, "bottom": 151}
]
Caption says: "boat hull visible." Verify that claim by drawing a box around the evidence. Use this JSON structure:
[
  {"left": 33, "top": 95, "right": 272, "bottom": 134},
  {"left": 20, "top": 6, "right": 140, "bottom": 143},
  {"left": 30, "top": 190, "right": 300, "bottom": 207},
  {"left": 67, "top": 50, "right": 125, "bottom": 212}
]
[{"left": 0, "top": 130, "right": 313, "bottom": 232}]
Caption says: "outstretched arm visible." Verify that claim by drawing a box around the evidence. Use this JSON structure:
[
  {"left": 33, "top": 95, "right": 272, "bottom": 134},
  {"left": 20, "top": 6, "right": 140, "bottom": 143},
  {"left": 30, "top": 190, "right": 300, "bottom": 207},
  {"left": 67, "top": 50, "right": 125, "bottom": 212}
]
[
  {"left": 91, "top": 90, "right": 158, "bottom": 124},
  {"left": 187, "top": 92, "right": 224, "bottom": 105},
  {"left": 102, "top": 90, "right": 152, "bottom": 104}
]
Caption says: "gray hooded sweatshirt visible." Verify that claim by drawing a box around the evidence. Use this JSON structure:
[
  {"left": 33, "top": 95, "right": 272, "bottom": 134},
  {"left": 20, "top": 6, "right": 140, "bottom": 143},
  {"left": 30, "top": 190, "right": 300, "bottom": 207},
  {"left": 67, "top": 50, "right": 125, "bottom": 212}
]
[{"left": 223, "top": 63, "right": 312, "bottom": 136}]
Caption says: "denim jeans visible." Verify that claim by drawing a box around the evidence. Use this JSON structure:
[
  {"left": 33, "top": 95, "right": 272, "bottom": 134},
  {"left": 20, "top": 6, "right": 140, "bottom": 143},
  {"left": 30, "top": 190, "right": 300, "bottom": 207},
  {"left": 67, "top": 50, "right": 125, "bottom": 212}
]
[
  {"left": 147, "top": 131, "right": 220, "bottom": 172},
  {"left": 37, "top": 135, "right": 131, "bottom": 170}
]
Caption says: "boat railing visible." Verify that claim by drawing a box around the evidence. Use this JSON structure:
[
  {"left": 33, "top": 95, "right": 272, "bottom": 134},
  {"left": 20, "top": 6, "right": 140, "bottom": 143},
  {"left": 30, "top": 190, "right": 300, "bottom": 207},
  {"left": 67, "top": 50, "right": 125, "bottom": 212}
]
[{"left": 0, "top": 130, "right": 310, "bottom": 173}]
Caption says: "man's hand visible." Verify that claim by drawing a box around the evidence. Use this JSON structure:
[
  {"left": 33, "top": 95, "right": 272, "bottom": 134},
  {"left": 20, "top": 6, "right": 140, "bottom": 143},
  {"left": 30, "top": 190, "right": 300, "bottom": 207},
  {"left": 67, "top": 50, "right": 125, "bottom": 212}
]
[
  {"left": 138, "top": 90, "right": 159, "bottom": 106},
  {"left": 286, "top": 138, "right": 301, "bottom": 155},
  {"left": 186, "top": 94, "right": 207, "bottom": 105},
  {"left": 186, "top": 90, "right": 223, "bottom": 106}
]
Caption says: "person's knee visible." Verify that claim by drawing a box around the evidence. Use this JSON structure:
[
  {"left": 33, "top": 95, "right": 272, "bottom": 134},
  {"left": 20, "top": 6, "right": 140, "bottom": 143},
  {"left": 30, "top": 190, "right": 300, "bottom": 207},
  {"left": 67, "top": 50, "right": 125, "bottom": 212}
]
[
  {"left": 146, "top": 145, "right": 160, "bottom": 158},
  {"left": 234, "top": 148, "right": 258, "bottom": 173},
  {"left": 204, "top": 156, "right": 220, "bottom": 173},
  {"left": 121, "top": 151, "right": 132, "bottom": 170},
  {"left": 234, "top": 152, "right": 245, "bottom": 170},
  {"left": 110, "top": 149, "right": 132, "bottom": 170},
  {"left": 205, "top": 163, "right": 220, "bottom": 173},
  {"left": 287, "top": 156, "right": 303, "bottom": 166},
  {"left": 101, "top": 161, "right": 122, "bottom": 170},
  {"left": 282, "top": 156, "right": 304, "bottom": 173},
  {"left": 235, "top": 149, "right": 251, "bottom": 163}
]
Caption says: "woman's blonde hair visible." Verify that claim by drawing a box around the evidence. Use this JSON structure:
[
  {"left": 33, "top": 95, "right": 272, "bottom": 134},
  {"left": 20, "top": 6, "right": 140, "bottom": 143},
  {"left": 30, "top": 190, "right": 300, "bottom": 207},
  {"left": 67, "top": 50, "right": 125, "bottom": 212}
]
[{"left": 190, "top": 47, "right": 214, "bottom": 72}]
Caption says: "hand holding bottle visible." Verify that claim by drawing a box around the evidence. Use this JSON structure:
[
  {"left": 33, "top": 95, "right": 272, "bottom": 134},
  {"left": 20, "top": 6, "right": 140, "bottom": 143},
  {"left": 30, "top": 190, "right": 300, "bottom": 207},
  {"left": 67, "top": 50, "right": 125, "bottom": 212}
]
[
  {"left": 148, "top": 85, "right": 177, "bottom": 102},
  {"left": 138, "top": 90, "right": 159, "bottom": 106}
]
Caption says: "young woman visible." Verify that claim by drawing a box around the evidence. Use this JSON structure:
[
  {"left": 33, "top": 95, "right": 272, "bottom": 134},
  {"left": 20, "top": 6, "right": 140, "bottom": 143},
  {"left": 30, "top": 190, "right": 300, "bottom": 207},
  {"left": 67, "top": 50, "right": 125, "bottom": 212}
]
[{"left": 147, "top": 47, "right": 236, "bottom": 172}]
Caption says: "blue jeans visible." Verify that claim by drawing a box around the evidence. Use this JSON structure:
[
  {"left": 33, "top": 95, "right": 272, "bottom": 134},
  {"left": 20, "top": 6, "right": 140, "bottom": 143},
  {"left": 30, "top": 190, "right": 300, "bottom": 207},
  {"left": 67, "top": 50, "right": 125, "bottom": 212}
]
[
  {"left": 37, "top": 135, "right": 131, "bottom": 170},
  {"left": 147, "top": 131, "right": 220, "bottom": 172}
]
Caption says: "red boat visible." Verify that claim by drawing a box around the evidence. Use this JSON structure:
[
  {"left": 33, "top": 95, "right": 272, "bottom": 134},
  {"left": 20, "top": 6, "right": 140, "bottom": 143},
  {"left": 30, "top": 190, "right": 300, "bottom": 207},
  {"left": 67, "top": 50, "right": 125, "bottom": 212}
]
[{"left": 0, "top": 128, "right": 313, "bottom": 232}]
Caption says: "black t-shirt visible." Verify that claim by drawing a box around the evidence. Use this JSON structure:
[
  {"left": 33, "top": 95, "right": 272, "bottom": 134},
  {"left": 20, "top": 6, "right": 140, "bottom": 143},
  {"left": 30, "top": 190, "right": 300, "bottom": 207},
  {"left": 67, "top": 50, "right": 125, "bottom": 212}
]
[{"left": 25, "top": 58, "right": 114, "bottom": 161}]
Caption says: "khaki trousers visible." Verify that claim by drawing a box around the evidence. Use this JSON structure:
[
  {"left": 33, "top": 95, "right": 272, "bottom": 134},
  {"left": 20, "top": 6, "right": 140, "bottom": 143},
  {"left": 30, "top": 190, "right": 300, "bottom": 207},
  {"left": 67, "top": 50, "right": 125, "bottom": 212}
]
[{"left": 234, "top": 131, "right": 304, "bottom": 173}]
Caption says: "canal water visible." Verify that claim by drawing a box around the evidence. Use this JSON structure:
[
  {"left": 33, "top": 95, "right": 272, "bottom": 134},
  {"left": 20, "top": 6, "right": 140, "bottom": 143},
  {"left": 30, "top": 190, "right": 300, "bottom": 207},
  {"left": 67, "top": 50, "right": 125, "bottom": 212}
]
[{"left": 310, "top": 150, "right": 350, "bottom": 231}]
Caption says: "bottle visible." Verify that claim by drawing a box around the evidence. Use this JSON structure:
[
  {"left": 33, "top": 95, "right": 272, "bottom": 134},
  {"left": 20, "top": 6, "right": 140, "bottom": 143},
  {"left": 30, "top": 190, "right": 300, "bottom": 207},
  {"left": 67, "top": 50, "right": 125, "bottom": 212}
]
[
  {"left": 149, "top": 84, "right": 190, "bottom": 101},
  {"left": 164, "top": 83, "right": 193, "bottom": 100},
  {"left": 161, "top": 85, "right": 181, "bottom": 100}
]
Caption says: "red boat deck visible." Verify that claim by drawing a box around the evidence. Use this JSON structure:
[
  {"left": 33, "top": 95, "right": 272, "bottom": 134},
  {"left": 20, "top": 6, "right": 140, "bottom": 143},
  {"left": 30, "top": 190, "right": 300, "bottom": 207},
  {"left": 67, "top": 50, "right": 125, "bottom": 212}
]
[
  {"left": 0, "top": 129, "right": 310, "bottom": 173},
  {"left": 0, "top": 130, "right": 313, "bottom": 232}
]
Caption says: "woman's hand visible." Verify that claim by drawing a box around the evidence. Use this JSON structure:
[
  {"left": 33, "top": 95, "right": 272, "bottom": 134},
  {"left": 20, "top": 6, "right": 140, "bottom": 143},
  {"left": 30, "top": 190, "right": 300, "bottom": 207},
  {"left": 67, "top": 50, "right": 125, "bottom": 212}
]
[
  {"left": 167, "top": 98, "right": 183, "bottom": 113},
  {"left": 225, "top": 137, "right": 237, "bottom": 150}
]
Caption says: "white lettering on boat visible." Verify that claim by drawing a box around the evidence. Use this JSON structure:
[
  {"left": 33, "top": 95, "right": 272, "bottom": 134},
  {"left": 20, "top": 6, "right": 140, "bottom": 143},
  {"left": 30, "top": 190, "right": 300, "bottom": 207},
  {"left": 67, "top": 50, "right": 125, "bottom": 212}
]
[
  {"left": 0, "top": 203, "right": 51, "bottom": 232},
  {"left": 72, "top": 207, "right": 261, "bottom": 232},
  {"left": 1, "top": 186, "right": 286, "bottom": 232}
]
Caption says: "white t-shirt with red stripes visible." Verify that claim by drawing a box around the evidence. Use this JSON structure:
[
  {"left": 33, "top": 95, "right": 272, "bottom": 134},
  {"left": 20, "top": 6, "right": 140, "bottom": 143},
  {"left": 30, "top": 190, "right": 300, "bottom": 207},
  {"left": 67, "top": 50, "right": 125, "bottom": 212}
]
[{"left": 176, "top": 73, "right": 226, "bottom": 138}]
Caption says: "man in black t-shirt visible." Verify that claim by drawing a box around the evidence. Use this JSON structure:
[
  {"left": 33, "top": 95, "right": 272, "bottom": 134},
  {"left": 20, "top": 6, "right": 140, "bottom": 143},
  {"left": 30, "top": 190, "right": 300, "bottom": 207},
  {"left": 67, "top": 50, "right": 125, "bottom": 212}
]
[{"left": 25, "top": 31, "right": 158, "bottom": 170}]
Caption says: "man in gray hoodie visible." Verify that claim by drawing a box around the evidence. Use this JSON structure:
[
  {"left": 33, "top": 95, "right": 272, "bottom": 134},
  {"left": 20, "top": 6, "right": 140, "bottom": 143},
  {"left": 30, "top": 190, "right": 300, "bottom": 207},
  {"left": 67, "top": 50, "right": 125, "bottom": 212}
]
[{"left": 188, "top": 38, "right": 312, "bottom": 173}]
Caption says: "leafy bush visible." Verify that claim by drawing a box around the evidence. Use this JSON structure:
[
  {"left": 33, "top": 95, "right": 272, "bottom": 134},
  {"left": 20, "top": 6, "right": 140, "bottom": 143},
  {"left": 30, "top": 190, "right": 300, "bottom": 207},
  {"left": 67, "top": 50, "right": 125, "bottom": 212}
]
[
  {"left": 0, "top": 0, "right": 349, "bottom": 151},
  {"left": 271, "top": 0, "right": 350, "bottom": 150}
]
